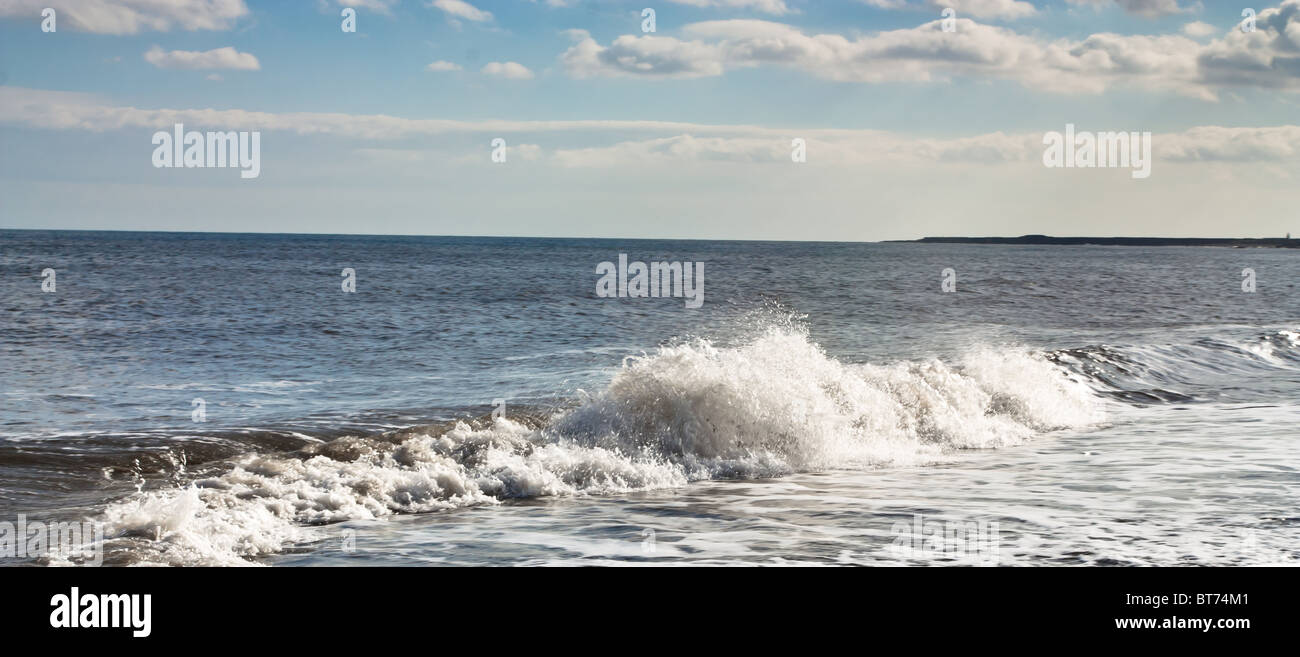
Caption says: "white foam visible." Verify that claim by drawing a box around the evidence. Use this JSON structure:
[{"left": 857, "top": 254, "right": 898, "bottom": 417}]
[{"left": 93, "top": 327, "right": 1105, "bottom": 565}]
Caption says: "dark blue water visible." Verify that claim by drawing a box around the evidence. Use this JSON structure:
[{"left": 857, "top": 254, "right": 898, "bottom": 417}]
[{"left": 2, "top": 230, "right": 1298, "bottom": 565}]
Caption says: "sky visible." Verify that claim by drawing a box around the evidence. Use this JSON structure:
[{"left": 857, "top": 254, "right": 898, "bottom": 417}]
[{"left": 1, "top": 0, "right": 1299, "bottom": 241}]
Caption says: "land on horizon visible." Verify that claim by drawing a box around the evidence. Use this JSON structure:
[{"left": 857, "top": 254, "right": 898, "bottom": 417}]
[{"left": 895, "top": 235, "right": 1300, "bottom": 248}]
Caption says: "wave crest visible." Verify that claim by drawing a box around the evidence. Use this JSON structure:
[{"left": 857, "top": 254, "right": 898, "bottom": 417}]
[
  {"left": 90, "top": 327, "right": 1104, "bottom": 565},
  {"left": 557, "top": 328, "right": 1102, "bottom": 470}
]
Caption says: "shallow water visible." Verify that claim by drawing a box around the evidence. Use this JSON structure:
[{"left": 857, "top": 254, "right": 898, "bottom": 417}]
[{"left": 265, "top": 401, "right": 1297, "bottom": 567}]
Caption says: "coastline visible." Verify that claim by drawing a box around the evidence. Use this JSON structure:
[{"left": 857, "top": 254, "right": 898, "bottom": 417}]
[{"left": 892, "top": 235, "right": 1300, "bottom": 248}]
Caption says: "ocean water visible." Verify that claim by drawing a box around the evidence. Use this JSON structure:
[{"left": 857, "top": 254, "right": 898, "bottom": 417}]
[{"left": 1, "top": 230, "right": 1297, "bottom": 566}]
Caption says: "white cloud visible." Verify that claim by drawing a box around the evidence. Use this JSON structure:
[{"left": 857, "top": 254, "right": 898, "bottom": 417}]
[
  {"left": 550, "top": 135, "right": 782, "bottom": 167},
  {"left": 561, "top": 34, "right": 727, "bottom": 79},
  {"left": 533, "top": 0, "right": 793, "bottom": 10},
  {"left": 541, "top": 126, "right": 1300, "bottom": 170},
  {"left": 426, "top": 60, "right": 463, "bottom": 71},
  {"left": 1197, "top": 1, "right": 1300, "bottom": 90},
  {"left": 143, "top": 46, "right": 260, "bottom": 71},
  {"left": 481, "top": 61, "right": 536, "bottom": 79},
  {"left": 667, "top": 0, "right": 794, "bottom": 15},
  {"left": 923, "top": 0, "right": 1037, "bottom": 20},
  {"left": 430, "top": 0, "right": 492, "bottom": 22},
  {"left": 1160, "top": 125, "right": 1300, "bottom": 161},
  {"left": 547, "top": 132, "right": 1046, "bottom": 167},
  {"left": 357, "top": 143, "right": 543, "bottom": 164},
  {"left": 561, "top": 18, "right": 1208, "bottom": 96},
  {"left": 0, "top": 87, "right": 734, "bottom": 137},
  {"left": 1066, "top": 0, "right": 1187, "bottom": 19},
  {"left": 0, "top": 0, "right": 249, "bottom": 35},
  {"left": 332, "top": 0, "right": 400, "bottom": 14},
  {"left": 1182, "top": 21, "right": 1217, "bottom": 38},
  {"left": 855, "top": 0, "right": 1035, "bottom": 19},
  {"left": 5, "top": 86, "right": 1300, "bottom": 168},
  {"left": 560, "top": 6, "right": 1300, "bottom": 100},
  {"left": 9, "top": 85, "right": 1300, "bottom": 240}
]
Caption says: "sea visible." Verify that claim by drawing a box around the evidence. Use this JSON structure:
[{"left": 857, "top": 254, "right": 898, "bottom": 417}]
[{"left": 1, "top": 230, "right": 1297, "bottom": 566}]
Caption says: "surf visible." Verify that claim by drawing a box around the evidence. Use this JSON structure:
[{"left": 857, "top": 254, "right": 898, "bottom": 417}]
[{"left": 78, "top": 325, "right": 1110, "bottom": 566}]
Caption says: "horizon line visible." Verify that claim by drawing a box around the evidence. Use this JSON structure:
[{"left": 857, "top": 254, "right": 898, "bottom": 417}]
[{"left": 3, "top": 228, "right": 1296, "bottom": 244}]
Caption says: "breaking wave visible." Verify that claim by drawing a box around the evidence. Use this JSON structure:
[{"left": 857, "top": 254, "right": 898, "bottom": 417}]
[{"left": 82, "top": 325, "right": 1110, "bottom": 565}]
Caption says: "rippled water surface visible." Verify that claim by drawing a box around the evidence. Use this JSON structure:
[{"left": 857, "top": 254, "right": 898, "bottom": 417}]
[{"left": 1, "top": 230, "right": 1297, "bottom": 565}]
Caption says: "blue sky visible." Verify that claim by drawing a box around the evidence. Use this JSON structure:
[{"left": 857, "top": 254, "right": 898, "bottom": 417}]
[{"left": 2, "top": 0, "right": 1300, "bottom": 240}]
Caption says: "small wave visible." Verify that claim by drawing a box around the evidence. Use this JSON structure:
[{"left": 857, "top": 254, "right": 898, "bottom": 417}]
[
  {"left": 1048, "top": 328, "right": 1300, "bottom": 403},
  {"left": 87, "top": 326, "right": 1105, "bottom": 566}
]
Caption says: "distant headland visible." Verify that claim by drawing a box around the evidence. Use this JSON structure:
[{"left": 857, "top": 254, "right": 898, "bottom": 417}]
[{"left": 893, "top": 235, "right": 1299, "bottom": 248}]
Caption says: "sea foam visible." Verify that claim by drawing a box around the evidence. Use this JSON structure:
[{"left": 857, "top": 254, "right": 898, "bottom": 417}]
[{"left": 90, "top": 327, "right": 1105, "bottom": 565}]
